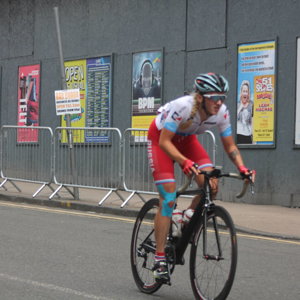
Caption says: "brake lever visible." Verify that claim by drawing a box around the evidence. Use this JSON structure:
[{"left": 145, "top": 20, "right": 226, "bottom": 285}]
[
  {"left": 248, "top": 171, "right": 255, "bottom": 195},
  {"left": 236, "top": 177, "right": 255, "bottom": 198},
  {"left": 250, "top": 181, "right": 255, "bottom": 195}
]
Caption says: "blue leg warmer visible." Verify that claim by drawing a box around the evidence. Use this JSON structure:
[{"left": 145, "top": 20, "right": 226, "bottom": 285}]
[{"left": 157, "top": 184, "right": 176, "bottom": 217}]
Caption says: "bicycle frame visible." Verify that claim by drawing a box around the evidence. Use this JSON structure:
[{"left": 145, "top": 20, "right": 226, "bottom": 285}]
[{"left": 174, "top": 173, "right": 214, "bottom": 265}]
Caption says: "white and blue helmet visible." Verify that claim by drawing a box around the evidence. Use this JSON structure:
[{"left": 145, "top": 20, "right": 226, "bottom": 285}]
[{"left": 194, "top": 73, "right": 229, "bottom": 94}]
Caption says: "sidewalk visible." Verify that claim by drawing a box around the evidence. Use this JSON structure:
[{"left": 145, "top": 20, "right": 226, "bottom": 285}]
[{"left": 0, "top": 180, "right": 300, "bottom": 241}]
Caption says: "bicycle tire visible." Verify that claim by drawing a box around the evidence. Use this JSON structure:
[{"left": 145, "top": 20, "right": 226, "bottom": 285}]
[
  {"left": 130, "top": 198, "right": 162, "bottom": 294},
  {"left": 190, "top": 205, "right": 238, "bottom": 300}
]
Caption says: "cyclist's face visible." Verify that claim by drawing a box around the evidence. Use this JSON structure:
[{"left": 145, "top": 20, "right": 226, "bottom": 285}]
[{"left": 203, "top": 96, "right": 223, "bottom": 115}]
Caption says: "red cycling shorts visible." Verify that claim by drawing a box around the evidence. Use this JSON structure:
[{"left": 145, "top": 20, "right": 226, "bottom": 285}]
[{"left": 147, "top": 120, "right": 213, "bottom": 185}]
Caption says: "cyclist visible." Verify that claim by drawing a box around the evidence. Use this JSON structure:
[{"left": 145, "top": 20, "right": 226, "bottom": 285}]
[{"left": 147, "top": 72, "right": 255, "bottom": 283}]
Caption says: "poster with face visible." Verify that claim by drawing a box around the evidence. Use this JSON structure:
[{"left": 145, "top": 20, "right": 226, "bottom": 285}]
[{"left": 237, "top": 41, "right": 276, "bottom": 147}]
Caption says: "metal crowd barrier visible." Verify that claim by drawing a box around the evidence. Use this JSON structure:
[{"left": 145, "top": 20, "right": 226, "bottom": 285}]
[
  {"left": 0, "top": 125, "right": 217, "bottom": 207},
  {"left": 122, "top": 128, "right": 217, "bottom": 207},
  {"left": 52, "top": 127, "right": 124, "bottom": 204},
  {"left": 122, "top": 128, "right": 155, "bottom": 207},
  {"left": 0, "top": 125, "right": 54, "bottom": 197}
]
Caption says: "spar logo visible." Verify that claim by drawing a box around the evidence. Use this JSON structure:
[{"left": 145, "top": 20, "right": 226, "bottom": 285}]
[{"left": 256, "top": 77, "right": 273, "bottom": 93}]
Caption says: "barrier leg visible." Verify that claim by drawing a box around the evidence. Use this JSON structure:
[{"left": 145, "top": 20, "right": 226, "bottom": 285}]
[
  {"left": 98, "top": 189, "right": 113, "bottom": 206},
  {"left": 0, "top": 178, "right": 8, "bottom": 191},
  {"left": 136, "top": 193, "right": 147, "bottom": 204},
  {"left": 63, "top": 186, "right": 76, "bottom": 199},
  {"left": 120, "top": 191, "right": 136, "bottom": 208},
  {"left": 0, "top": 179, "right": 20, "bottom": 192},
  {"left": 49, "top": 184, "right": 63, "bottom": 200},
  {"left": 9, "top": 181, "right": 22, "bottom": 192},
  {"left": 49, "top": 184, "right": 61, "bottom": 199},
  {"left": 33, "top": 183, "right": 46, "bottom": 198}
]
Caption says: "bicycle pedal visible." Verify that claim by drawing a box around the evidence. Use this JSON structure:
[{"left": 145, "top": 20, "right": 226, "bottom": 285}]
[{"left": 155, "top": 277, "right": 171, "bottom": 286}]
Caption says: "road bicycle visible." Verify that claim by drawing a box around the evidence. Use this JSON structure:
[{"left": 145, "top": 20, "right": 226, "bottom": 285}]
[{"left": 130, "top": 167, "right": 254, "bottom": 300}]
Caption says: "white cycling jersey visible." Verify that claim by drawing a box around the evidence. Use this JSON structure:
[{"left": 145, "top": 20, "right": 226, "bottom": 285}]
[{"left": 155, "top": 95, "right": 232, "bottom": 137}]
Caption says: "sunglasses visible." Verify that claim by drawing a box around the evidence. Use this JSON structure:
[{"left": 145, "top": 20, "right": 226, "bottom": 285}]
[{"left": 203, "top": 94, "right": 227, "bottom": 102}]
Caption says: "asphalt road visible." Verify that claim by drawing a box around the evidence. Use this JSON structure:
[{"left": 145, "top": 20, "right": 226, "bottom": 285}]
[{"left": 0, "top": 201, "right": 299, "bottom": 300}]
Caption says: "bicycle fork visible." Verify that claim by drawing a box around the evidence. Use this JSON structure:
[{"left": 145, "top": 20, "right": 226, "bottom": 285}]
[{"left": 202, "top": 208, "right": 224, "bottom": 261}]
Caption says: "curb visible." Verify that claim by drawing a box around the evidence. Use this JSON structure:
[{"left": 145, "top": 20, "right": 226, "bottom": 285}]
[
  {"left": 1, "top": 193, "right": 299, "bottom": 242},
  {"left": 0, "top": 193, "right": 140, "bottom": 218},
  {"left": 234, "top": 225, "right": 300, "bottom": 242}
]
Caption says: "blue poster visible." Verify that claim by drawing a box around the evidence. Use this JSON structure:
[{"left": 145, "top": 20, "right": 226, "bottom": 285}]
[{"left": 86, "top": 56, "right": 112, "bottom": 143}]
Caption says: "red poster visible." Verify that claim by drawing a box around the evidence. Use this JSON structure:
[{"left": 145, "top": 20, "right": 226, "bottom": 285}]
[{"left": 17, "top": 64, "right": 40, "bottom": 142}]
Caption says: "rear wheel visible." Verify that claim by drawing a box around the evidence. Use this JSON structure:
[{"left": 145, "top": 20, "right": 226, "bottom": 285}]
[
  {"left": 130, "top": 198, "right": 162, "bottom": 294},
  {"left": 190, "top": 205, "right": 238, "bottom": 300}
]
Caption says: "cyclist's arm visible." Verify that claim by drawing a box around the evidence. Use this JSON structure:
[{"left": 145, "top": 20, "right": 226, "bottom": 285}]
[
  {"left": 221, "top": 135, "right": 244, "bottom": 169},
  {"left": 221, "top": 135, "right": 256, "bottom": 182},
  {"left": 159, "top": 128, "right": 187, "bottom": 166},
  {"left": 159, "top": 128, "right": 198, "bottom": 175}
]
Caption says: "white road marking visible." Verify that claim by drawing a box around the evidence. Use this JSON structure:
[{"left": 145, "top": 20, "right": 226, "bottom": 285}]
[{"left": 0, "top": 273, "right": 112, "bottom": 300}]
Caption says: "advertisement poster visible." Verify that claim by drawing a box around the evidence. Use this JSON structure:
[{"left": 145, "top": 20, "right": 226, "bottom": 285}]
[
  {"left": 86, "top": 56, "right": 112, "bottom": 142},
  {"left": 61, "top": 56, "right": 112, "bottom": 143},
  {"left": 61, "top": 59, "right": 86, "bottom": 143},
  {"left": 237, "top": 40, "right": 276, "bottom": 146},
  {"left": 132, "top": 50, "right": 162, "bottom": 141},
  {"left": 295, "top": 37, "right": 300, "bottom": 145},
  {"left": 55, "top": 89, "right": 81, "bottom": 115},
  {"left": 17, "top": 64, "right": 40, "bottom": 142}
]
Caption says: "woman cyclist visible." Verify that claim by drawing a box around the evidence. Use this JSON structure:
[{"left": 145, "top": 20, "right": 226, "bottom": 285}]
[{"left": 147, "top": 73, "right": 255, "bottom": 283}]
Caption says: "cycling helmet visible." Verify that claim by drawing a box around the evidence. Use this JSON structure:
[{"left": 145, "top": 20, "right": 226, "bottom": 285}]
[{"left": 194, "top": 73, "right": 229, "bottom": 94}]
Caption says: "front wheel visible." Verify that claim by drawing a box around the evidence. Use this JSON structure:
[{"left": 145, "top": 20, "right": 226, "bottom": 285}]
[
  {"left": 130, "top": 198, "right": 162, "bottom": 294},
  {"left": 190, "top": 205, "right": 238, "bottom": 300}
]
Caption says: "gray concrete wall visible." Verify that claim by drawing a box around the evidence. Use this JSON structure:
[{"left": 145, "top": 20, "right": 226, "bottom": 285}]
[{"left": 0, "top": 0, "right": 300, "bottom": 206}]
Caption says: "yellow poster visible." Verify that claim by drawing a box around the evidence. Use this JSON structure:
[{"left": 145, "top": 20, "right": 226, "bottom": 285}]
[
  {"left": 253, "top": 75, "right": 275, "bottom": 143},
  {"left": 132, "top": 115, "right": 156, "bottom": 142},
  {"left": 61, "top": 59, "right": 86, "bottom": 143},
  {"left": 237, "top": 40, "right": 276, "bottom": 146}
]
